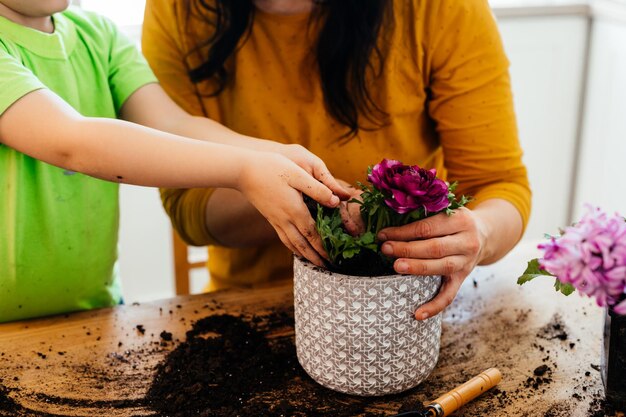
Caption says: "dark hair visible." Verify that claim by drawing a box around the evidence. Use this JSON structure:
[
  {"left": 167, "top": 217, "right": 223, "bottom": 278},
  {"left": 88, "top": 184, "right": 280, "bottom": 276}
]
[{"left": 187, "top": 0, "right": 392, "bottom": 139}]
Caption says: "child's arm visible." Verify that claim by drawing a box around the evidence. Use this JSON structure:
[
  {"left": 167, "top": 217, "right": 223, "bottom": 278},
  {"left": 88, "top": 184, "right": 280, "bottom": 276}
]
[
  {"left": 0, "top": 89, "right": 337, "bottom": 265},
  {"left": 119, "top": 83, "right": 345, "bottom": 194},
  {"left": 121, "top": 83, "right": 352, "bottom": 248}
]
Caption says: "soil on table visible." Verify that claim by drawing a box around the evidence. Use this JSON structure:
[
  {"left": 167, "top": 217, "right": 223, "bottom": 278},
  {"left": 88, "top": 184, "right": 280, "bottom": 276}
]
[
  {"left": 142, "top": 309, "right": 620, "bottom": 417},
  {"left": 145, "top": 311, "right": 425, "bottom": 417},
  {"left": 0, "top": 289, "right": 622, "bottom": 417}
]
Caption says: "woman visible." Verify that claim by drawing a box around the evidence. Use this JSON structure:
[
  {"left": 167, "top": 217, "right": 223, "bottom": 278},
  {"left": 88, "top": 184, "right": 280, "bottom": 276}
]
[{"left": 142, "top": 0, "right": 531, "bottom": 320}]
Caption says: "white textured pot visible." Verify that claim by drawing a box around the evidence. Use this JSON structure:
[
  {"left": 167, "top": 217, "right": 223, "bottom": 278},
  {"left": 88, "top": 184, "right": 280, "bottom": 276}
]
[{"left": 293, "top": 256, "right": 442, "bottom": 396}]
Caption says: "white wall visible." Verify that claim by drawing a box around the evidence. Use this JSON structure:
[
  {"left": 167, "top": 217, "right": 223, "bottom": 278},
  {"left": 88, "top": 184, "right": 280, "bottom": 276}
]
[
  {"left": 573, "top": 18, "right": 626, "bottom": 218},
  {"left": 118, "top": 186, "right": 174, "bottom": 302},
  {"left": 498, "top": 16, "right": 589, "bottom": 238},
  {"left": 118, "top": 186, "right": 208, "bottom": 303}
]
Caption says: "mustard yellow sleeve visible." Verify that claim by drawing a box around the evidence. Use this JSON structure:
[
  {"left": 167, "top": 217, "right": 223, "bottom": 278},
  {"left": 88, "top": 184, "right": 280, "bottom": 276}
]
[
  {"left": 160, "top": 188, "right": 218, "bottom": 246},
  {"left": 143, "top": 0, "right": 220, "bottom": 246},
  {"left": 424, "top": 0, "right": 531, "bottom": 230}
]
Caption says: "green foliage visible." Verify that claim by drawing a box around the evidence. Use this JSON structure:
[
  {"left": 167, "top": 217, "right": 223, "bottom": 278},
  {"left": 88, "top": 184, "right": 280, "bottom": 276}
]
[
  {"left": 446, "top": 182, "right": 472, "bottom": 215},
  {"left": 554, "top": 279, "right": 575, "bottom": 296},
  {"left": 316, "top": 207, "right": 378, "bottom": 263},
  {"left": 315, "top": 175, "right": 469, "bottom": 268},
  {"left": 517, "top": 258, "right": 575, "bottom": 296}
]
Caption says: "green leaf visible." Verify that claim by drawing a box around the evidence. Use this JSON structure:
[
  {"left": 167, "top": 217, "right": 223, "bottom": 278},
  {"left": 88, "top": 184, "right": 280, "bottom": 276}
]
[
  {"left": 554, "top": 279, "right": 575, "bottom": 296},
  {"left": 524, "top": 258, "right": 552, "bottom": 276},
  {"left": 517, "top": 274, "right": 547, "bottom": 285},
  {"left": 517, "top": 259, "right": 554, "bottom": 285},
  {"left": 516, "top": 260, "right": 575, "bottom": 296},
  {"left": 359, "top": 232, "right": 375, "bottom": 244},
  {"left": 343, "top": 248, "right": 360, "bottom": 259}
]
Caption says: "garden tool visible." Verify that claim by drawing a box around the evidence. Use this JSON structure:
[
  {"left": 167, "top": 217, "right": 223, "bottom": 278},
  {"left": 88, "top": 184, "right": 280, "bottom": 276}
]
[{"left": 391, "top": 368, "right": 502, "bottom": 417}]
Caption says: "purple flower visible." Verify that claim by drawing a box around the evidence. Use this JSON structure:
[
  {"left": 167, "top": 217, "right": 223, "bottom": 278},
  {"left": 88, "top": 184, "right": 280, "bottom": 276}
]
[
  {"left": 368, "top": 159, "right": 450, "bottom": 214},
  {"left": 539, "top": 206, "right": 626, "bottom": 313}
]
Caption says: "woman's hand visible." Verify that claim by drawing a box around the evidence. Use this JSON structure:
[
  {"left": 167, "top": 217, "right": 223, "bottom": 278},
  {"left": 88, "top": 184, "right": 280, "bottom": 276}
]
[
  {"left": 377, "top": 207, "right": 487, "bottom": 320},
  {"left": 337, "top": 180, "right": 366, "bottom": 237},
  {"left": 237, "top": 151, "right": 342, "bottom": 267}
]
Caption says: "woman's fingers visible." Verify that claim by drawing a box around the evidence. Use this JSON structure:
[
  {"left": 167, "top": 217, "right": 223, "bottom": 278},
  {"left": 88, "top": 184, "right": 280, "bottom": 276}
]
[
  {"left": 378, "top": 208, "right": 473, "bottom": 242},
  {"left": 339, "top": 200, "right": 366, "bottom": 237},
  {"left": 381, "top": 234, "right": 479, "bottom": 260},
  {"left": 392, "top": 255, "right": 467, "bottom": 276},
  {"left": 337, "top": 180, "right": 365, "bottom": 236},
  {"left": 414, "top": 275, "right": 464, "bottom": 320}
]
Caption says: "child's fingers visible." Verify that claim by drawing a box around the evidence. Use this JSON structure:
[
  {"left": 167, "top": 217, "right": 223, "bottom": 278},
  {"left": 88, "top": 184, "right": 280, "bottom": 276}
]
[
  {"left": 282, "top": 222, "right": 326, "bottom": 267},
  {"left": 291, "top": 170, "right": 340, "bottom": 208},
  {"left": 274, "top": 226, "right": 304, "bottom": 260},
  {"left": 313, "top": 162, "right": 352, "bottom": 200},
  {"left": 378, "top": 211, "right": 463, "bottom": 242},
  {"left": 292, "top": 214, "right": 329, "bottom": 262}
]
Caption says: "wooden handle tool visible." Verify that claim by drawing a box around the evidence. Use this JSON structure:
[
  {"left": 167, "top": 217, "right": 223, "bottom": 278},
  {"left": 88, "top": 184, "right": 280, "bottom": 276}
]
[{"left": 392, "top": 368, "right": 502, "bottom": 417}]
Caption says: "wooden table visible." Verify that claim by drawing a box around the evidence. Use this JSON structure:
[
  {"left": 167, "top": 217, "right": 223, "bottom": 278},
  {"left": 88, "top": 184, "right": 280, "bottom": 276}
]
[{"left": 0, "top": 242, "right": 609, "bottom": 416}]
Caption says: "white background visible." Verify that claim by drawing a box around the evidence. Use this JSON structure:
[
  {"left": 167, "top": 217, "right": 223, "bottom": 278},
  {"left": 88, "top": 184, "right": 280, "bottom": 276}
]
[{"left": 80, "top": 0, "right": 146, "bottom": 26}]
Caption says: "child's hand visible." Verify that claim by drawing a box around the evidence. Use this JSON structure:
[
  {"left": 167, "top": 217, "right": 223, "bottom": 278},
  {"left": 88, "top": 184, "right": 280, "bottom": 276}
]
[
  {"left": 237, "top": 152, "right": 342, "bottom": 266},
  {"left": 273, "top": 144, "right": 352, "bottom": 201}
]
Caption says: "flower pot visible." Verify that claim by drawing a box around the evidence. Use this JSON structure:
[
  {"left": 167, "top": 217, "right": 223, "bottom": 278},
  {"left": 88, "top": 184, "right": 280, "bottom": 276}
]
[
  {"left": 293, "top": 256, "right": 442, "bottom": 396},
  {"left": 602, "top": 308, "right": 626, "bottom": 410}
]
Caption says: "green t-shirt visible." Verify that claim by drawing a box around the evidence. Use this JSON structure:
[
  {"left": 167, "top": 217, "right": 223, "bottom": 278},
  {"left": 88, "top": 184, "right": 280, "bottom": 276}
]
[{"left": 0, "top": 7, "right": 157, "bottom": 322}]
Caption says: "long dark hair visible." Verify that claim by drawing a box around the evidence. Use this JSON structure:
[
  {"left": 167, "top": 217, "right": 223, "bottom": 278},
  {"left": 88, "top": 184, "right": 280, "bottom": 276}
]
[{"left": 187, "top": 0, "right": 393, "bottom": 139}]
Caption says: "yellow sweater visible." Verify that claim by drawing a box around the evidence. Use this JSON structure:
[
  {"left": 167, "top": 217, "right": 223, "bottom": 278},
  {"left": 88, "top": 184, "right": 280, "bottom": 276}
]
[{"left": 142, "top": 0, "right": 531, "bottom": 290}]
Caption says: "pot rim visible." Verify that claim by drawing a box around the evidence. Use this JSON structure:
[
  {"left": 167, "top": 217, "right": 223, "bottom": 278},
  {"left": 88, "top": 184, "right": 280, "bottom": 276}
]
[{"left": 294, "top": 255, "right": 441, "bottom": 282}]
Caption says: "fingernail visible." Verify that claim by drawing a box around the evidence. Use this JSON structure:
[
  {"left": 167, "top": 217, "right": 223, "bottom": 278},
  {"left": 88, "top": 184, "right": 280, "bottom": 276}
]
[
  {"left": 330, "top": 195, "right": 340, "bottom": 206},
  {"left": 378, "top": 232, "right": 387, "bottom": 240},
  {"left": 414, "top": 310, "right": 429, "bottom": 320},
  {"left": 395, "top": 261, "right": 408, "bottom": 273},
  {"left": 381, "top": 243, "right": 393, "bottom": 255}
]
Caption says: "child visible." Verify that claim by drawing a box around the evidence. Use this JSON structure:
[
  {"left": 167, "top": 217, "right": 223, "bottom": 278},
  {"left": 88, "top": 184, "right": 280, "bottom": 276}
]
[{"left": 0, "top": 0, "right": 348, "bottom": 323}]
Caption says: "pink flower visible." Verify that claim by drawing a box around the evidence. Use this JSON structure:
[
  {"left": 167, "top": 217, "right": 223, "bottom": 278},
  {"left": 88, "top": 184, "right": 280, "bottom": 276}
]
[
  {"left": 539, "top": 206, "right": 626, "bottom": 312},
  {"left": 368, "top": 159, "right": 449, "bottom": 214}
]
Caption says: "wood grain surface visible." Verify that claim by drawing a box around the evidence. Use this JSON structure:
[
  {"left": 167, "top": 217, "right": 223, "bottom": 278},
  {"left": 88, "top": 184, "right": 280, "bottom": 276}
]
[{"left": 0, "top": 243, "right": 609, "bottom": 416}]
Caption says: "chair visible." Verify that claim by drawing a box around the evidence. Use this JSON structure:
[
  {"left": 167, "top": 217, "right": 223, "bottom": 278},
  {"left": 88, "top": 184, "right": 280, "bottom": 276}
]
[{"left": 172, "top": 229, "right": 207, "bottom": 295}]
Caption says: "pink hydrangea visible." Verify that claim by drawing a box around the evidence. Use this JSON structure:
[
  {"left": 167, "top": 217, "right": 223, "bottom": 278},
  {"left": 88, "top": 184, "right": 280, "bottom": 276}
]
[{"left": 539, "top": 206, "right": 626, "bottom": 313}]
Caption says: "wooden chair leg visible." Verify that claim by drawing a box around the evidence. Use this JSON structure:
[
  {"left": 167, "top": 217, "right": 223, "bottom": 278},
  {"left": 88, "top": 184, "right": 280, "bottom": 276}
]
[{"left": 172, "top": 230, "right": 191, "bottom": 296}]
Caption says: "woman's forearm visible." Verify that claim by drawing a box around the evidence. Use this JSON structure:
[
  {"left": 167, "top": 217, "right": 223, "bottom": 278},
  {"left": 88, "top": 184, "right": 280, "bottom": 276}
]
[
  {"left": 472, "top": 198, "right": 524, "bottom": 265},
  {"left": 120, "top": 84, "right": 285, "bottom": 153},
  {"left": 205, "top": 189, "right": 278, "bottom": 247}
]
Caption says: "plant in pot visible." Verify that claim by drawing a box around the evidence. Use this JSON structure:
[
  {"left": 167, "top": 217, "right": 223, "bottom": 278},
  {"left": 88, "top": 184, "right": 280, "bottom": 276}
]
[
  {"left": 517, "top": 206, "right": 626, "bottom": 409},
  {"left": 294, "top": 159, "right": 469, "bottom": 396}
]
